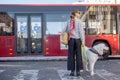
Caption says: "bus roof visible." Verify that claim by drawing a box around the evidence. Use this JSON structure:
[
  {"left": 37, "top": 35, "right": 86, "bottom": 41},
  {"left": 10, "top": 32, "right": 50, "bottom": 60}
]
[{"left": 0, "top": 4, "right": 120, "bottom": 6}]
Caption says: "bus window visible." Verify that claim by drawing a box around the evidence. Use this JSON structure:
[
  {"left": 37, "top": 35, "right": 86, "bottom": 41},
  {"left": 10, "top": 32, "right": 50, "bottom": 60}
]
[
  {"left": 0, "top": 12, "right": 14, "bottom": 36},
  {"left": 81, "top": 6, "right": 117, "bottom": 35},
  {"left": 46, "top": 13, "right": 70, "bottom": 35}
]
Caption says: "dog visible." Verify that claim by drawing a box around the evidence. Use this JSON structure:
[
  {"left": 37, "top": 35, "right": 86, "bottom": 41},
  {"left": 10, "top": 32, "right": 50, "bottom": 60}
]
[{"left": 82, "top": 43, "right": 109, "bottom": 76}]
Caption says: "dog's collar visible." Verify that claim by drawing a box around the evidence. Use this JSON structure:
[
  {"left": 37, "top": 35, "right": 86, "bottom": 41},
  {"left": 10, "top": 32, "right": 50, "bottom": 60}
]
[{"left": 89, "top": 48, "right": 101, "bottom": 56}]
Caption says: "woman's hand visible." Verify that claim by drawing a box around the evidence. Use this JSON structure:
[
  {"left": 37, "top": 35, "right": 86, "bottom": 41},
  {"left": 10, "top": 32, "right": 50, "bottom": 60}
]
[{"left": 81, "top": 42, "right": 85, "bottom": 47}]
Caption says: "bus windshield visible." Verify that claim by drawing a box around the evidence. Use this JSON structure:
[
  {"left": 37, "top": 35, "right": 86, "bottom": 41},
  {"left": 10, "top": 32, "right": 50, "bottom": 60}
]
[{"left": 0, "top": 12, "right": 14, "bottom": 36}]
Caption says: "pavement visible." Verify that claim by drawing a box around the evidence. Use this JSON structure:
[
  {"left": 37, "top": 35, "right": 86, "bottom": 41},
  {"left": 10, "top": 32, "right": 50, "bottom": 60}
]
[
  {"left": 0, "top": 56, "right": 67, "bottom": 61},
  {"left": 0, "top": 55, "right": 120, "bottom": 61},
  {"left": 0, "top": 60, "right": 120, "bottom": 80}
]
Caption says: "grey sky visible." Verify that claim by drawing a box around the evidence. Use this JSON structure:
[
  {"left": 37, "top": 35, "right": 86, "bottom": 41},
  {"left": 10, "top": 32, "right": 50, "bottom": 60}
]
[{"left": 0, "top": 0, "right": 84, "bottom": 4}]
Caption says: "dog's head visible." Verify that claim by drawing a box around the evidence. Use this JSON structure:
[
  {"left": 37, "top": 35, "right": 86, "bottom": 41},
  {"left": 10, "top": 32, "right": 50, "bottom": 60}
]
[{"left": 93, "top": 43, "right": 109, "bottom": 55}]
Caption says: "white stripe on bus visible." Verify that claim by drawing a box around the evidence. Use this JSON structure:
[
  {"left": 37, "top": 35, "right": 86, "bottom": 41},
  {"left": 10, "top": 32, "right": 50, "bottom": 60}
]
[
  {"left": 13, "top": 70, "right": 39, "bottom": 80},
  {"left": 96, "top": 69, "right": 120, "bottom": 80}
]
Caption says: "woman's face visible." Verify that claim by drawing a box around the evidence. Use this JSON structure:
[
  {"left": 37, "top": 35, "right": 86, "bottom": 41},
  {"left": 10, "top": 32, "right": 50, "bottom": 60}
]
[{"left": 74, "top": 12, "right": 80, "bottom": 18}]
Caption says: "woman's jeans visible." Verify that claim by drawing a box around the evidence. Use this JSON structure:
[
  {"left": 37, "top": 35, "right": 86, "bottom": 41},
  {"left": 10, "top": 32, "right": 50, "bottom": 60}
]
[{"left": 67, "top": 38, "right": 83, "bottom": 71}]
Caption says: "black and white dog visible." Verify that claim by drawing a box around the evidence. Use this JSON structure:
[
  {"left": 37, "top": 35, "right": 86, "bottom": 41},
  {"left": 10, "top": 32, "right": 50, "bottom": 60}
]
[{"left": 82, "top": 43, "right": 109, "bottom": 76}]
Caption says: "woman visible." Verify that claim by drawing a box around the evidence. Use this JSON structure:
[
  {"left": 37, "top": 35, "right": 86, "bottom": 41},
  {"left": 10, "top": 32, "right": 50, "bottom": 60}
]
[{"left": 64, "top": 10, "right": 85, "bottom": 76}]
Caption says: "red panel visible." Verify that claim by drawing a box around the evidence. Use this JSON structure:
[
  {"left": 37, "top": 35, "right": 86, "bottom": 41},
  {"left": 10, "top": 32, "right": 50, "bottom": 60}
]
[
  {"left": 85, "top": 34, "right": 119, "bottom": 55},
  {"left": 0, "top": 36, "right": 14, "bottom": 57},
  {"left": 44, "top": 35, "right": 68, "bottom": 56},
  {"left": 44, "top": 34, "right": 119, "bottom": 56}
]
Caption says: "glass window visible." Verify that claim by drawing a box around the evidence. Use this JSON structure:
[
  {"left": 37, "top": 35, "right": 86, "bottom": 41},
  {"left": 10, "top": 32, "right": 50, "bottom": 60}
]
[
  {"left": 16, "top": 16, "right": 28, "bottom": 53},
  {"left": 31, "top": 16, "right": 42, "bottom": 38},
  {"left": 0, "top": 12, "right": 14, "bottom": 36},
  {"left": 46, "top": 13, "right": 70, "bottom": 35},
  {"left": 30, "top": 16, "right": 42, "bottom": 53},
  {"left": 83, "top": 6, "right": 117, "bottom": 34},
  {"left": 16, "top": 16, "right": 28, "bottom": 38}
]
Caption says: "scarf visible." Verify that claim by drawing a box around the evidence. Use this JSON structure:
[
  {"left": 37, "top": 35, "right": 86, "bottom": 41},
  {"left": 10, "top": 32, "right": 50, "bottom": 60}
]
[{"left": 69, "top": 19, "right": 75, "bottom": 39}]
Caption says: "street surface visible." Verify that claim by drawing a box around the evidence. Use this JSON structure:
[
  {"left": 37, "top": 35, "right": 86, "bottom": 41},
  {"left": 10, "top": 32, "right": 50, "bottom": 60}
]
[{"left": 0, "top": 60, "right": 120, "bottom": 80}]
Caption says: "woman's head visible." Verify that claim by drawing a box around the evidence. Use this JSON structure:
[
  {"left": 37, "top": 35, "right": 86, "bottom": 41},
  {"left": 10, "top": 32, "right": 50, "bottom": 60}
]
[
  {"left": 72, "top": 10, "right": 80, "bottom": 18},
  {"left": 70, "top": 15, "right": 74, "bottom": 19}
]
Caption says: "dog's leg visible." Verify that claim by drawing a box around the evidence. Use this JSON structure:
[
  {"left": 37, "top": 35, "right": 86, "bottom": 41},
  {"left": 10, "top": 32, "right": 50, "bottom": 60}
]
[
  {"left": 89, "top": 58, "right": 97, "bottom": 76},
  {"left": 85, "top": 61, "right": 89, "bottom": 71},
  {"left": 89, "top": 61, "right": 95, "bottom": 76}
]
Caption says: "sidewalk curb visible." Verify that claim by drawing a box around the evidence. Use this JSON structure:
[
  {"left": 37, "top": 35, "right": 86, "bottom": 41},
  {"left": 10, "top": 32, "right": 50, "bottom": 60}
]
[
  {"left": 107, "top": 55, "right": 120, "bottom": 60},
  {"left": 0, "top": 56, "right": 67, "bottom": 62},
  {"left": 0, "top": 55, "right": 120, "bottom": 62}
]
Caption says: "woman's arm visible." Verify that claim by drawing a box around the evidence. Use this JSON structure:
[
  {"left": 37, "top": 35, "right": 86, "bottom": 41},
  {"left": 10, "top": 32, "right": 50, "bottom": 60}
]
[{"left": 79, "top": 20, "right": 85, "bottom": 44}]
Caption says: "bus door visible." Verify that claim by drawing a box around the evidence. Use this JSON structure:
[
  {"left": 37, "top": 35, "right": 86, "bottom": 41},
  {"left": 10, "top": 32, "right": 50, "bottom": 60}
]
[
  {"left": 16, "top": 15, "right": 43, "bottom": 55},
  {"left": 16, "top": 16, "right": 28, "bottom": 54}
]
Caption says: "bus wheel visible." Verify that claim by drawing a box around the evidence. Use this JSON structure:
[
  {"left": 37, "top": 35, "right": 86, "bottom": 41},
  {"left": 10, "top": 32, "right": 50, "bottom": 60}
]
[{"left": 93, "top": 41, "right": 110, "bottom": 59}]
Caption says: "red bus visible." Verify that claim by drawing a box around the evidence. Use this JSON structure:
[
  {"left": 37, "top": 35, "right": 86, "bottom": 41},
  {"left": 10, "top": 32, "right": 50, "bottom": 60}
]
[
  {"left": 44, "top": 6, "right": 119, "bottom": 59},
  {"left": 0, "top": 5, "right": 119, "bottom": 59}
]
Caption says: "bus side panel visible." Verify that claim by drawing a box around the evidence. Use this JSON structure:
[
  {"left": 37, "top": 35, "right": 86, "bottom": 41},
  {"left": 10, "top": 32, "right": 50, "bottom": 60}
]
[
  {"left": 96, "top": 34, "right": 119, "bottom": 55},
  {"left": 85, "top": 35, "right": 96, "bottom": 47},
  {"left": 109, "top": 34, "right": 119, "bottom": 55},
  {"left": 0, "top": 36, "right": 14, "bottom": 57},
  {"left": 85, "top": 34, "right": 119, "bottom": 55},
  {"left": 44, "top": 34, "right": 119, "bottom": 56},
  {"left": 44, "top": 35, "right": 68, "bottom": 56}
]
